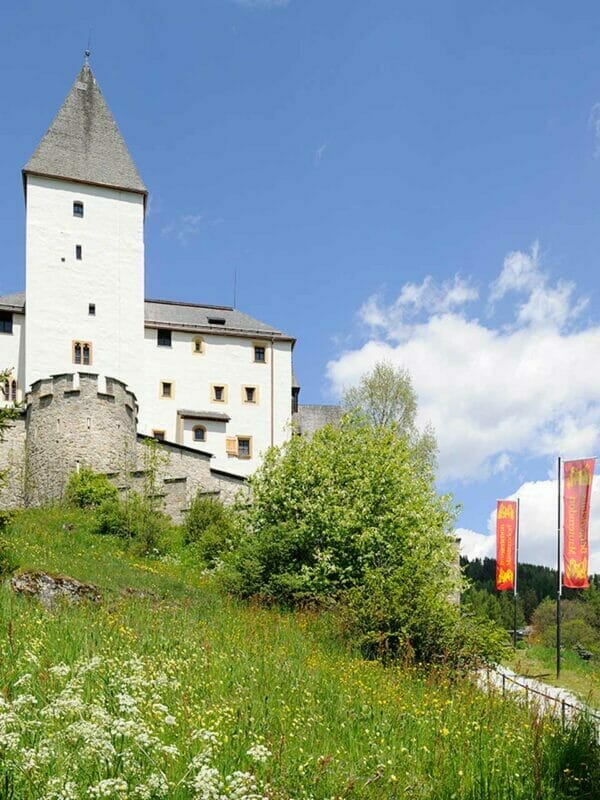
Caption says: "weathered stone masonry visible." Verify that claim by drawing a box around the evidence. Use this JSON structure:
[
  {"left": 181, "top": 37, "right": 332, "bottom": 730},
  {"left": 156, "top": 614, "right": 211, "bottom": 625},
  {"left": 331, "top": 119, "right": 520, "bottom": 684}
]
[{"left": 0, "top": 373, "right": 246, "bottom": 519}]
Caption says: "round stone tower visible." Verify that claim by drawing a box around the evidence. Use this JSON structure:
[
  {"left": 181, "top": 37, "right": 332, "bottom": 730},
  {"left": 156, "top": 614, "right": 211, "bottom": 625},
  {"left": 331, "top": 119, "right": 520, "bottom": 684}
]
[{"left": 25, "top": 372, "right": 138, "bottom": 505}]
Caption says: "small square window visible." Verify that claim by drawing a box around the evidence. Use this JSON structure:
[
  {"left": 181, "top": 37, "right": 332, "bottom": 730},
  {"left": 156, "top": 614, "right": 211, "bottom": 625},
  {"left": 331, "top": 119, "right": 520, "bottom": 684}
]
[
  {"left": 88, "top": 303, "right": 96, "bottom": 316},
  {"left": 213, "top": 385, "right": 225, "bottom": 402},
  {"left": 75, "top": 244, "right": 82, "bottom": 260},
  {"left": 244, "top": 386, "right": 256, "bottom": 404},
  {"left": 254, "top": 345, "right": 266, "bottom": 363},
  {"left": 238, "top": 437, "right": 251, "bottom": 458},
  {"left": 152, "top": 430, "right": 166, "bottom": 442},
  {"left": 73, "top": 201, "right": 84, "bottom": 218},
  {"left": 192, "top": 337, "right": 203, "bottom": 354},
  {"left": 157, "top": 329, "right": 172, "bottom": 347},
  {"left": 0, "top": 311, "right": 13, "bottom": 334},
  {"left": 161, "top": 381, "right": 173, "bottom": 398}
]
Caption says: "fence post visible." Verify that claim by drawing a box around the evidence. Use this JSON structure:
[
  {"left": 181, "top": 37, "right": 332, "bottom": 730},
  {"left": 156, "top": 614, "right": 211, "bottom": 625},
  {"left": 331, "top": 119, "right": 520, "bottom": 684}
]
[
  {"left": 502, "top": 674, "right": 506, "bottom": 696},
  {"left": 561, "top": 700, "right": 566, "bottom": 731}
]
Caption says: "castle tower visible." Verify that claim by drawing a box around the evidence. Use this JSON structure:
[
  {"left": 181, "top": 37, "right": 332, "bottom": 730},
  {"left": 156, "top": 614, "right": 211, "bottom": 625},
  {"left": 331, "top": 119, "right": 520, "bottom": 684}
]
[{"left": 23, "top": 59, "right": 146, "bottom": 391}]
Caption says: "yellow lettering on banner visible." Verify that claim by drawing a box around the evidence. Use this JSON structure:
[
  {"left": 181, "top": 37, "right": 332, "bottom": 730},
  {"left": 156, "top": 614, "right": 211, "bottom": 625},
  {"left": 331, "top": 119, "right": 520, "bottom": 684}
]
[
  {"left": 497, "top": 503, "right": 515, "bottom": 520},
  {"left": 566, "top": 465, "right": 592, "bottom": 489}
]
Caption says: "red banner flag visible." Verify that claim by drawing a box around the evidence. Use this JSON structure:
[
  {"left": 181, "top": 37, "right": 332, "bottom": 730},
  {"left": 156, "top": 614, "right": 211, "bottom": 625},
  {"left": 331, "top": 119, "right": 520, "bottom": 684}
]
[
  {"left": 496, "top": 500, "right": 517, "bottom": 591},
  {"left": 563, "top": 458, "right": 595, "bottom": 589}
]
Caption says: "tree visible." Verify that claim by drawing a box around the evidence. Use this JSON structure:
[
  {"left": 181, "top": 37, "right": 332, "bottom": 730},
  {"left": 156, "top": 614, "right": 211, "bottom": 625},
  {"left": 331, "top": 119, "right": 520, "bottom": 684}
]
[
  {"left": 342, "top": 362, "right": 437, "bottom": 467},
  {"left": 222, "top": 415, "right": 506, "bottom": 664}
]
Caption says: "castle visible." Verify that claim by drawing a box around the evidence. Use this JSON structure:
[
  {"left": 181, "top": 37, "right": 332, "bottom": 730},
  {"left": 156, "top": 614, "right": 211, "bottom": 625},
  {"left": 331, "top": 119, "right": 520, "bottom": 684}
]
[{"left": 0, "top": 58, "right": 318, "bottom": 515}]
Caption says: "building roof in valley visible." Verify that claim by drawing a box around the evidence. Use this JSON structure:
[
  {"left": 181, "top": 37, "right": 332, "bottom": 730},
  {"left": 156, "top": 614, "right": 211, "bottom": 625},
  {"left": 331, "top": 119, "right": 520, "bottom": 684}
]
[
  {"left": 23, "top": 63, "right": 146, "bottom": 195},
  {"left": 0, "top": 291, "right": 294, "bottom": 342},
  {"left": 145, "top": 299, "right": 295, "bottom": 342}
]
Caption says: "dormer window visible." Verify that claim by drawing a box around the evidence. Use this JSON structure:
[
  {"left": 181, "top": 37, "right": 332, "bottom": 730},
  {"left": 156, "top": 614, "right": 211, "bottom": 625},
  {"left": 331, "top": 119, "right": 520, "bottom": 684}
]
[
  {"left": 0, "top": 311, "right": 13, "bottom": 334},
  {"left": 208, "top": 317, "right": 226, "bottom": 325},
  {"left": 73, "top": 201, "right": 84, "bottom": 218}
]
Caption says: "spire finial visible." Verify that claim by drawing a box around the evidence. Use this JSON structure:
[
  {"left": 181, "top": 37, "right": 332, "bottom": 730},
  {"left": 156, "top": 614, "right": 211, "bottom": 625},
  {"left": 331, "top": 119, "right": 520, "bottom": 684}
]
[{"left": 85, "top": 27, "right": 92, "bottom": 66}]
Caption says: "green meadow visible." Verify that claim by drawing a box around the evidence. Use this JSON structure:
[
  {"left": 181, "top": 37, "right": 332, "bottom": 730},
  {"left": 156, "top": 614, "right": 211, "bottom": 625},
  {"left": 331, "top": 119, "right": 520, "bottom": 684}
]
[{"left": 0, "top": 508, "right": 598, "bottom": 800}]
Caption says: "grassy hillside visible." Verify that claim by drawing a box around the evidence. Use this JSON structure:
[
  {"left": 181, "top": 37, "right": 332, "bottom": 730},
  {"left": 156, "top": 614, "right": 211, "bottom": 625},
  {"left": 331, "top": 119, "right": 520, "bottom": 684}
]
[{"left": 0, "top": 508, "right": 598, "bottom": 799}]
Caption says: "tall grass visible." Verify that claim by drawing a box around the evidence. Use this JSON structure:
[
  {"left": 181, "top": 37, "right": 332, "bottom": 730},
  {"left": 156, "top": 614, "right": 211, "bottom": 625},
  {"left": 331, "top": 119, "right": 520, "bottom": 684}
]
[{"left": 0, "top": 508, "right": 598, "bottom": 799}]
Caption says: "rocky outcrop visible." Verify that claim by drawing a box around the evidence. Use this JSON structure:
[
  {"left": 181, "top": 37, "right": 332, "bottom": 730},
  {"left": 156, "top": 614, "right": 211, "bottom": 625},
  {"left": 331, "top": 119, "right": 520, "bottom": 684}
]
[{"left": 10, "top": 571, "right": 101, "bottom": 608}]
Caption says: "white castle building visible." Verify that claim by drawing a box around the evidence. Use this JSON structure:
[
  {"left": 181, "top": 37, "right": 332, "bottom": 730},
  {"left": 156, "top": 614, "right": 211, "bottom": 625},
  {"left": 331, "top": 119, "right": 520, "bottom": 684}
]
[{"left": 0, "top": 60, "right": 301, "bottom": 484}]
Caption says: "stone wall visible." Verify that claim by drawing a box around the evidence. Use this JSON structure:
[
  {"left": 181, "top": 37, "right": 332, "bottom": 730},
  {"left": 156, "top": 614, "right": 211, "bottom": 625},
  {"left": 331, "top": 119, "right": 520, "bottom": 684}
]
[
  {"left": 0, "top": 412, "right": 26, "bottom": 508},
  {"left": 25, "top": 373, "right": 138, "bottom": 505},
  {"left": 295, "top": 404, "right": 343, "bottom": 438}
]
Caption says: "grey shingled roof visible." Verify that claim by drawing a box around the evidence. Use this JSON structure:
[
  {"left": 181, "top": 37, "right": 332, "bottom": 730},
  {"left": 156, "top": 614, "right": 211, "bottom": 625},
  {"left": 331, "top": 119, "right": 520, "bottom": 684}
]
[
  {"left": 0, "top": 291, "right": 25, "bottom": 311},
  {"left": 0, "top": 291, "right": 294, "bottom": 342},
  {"left": 145, "top": 299, "right": 295, "bottom": 341},
  {"left": 177, "top": 409, "right": 231, "bottom": 422},
  {"left": 23, "top": 63, "right": 146, "bottom": 195}
]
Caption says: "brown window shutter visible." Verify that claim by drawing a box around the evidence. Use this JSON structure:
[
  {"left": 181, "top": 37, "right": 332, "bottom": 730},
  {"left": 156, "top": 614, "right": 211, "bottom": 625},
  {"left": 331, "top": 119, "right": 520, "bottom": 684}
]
[{"left": 226, "top": 437, "right": 238, "bottom": 456}]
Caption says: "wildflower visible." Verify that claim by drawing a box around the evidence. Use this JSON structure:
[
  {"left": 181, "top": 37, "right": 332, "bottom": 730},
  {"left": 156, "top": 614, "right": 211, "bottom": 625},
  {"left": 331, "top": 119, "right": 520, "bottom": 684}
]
[
  {"left": 246, "top": 743, "right": 272, "bottom": 764},
  {"left": 87, "top": 778, "right": 128, "bottom": 798},
  {"left": 164, "top": 714, "right": 176, "bottom": 726}
]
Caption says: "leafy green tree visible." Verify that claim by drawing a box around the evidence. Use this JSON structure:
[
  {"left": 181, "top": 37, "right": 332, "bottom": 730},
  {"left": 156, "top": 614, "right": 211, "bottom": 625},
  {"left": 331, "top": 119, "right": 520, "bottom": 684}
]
[
  {"left": 342, "top": 361, "right": 437, "bottom": 467},
  {"left": 223, "top": 414, "right": 506, "bottom": 664}
]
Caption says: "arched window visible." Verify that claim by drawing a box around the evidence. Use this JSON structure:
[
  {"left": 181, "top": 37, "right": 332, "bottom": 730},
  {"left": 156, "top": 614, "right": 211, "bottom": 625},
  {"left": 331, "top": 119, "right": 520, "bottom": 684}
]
[
  {"left": 73, "top": 341, "right": 93, "bottom": 366},
  {"left": 2, "top": 379, "right": 16, "bottom": 402},
  {"left": 193, "top": 425, "right": 206, "bottom": 442},
  {"left": 192, "top": 336, "right": 203, "bottom": 354}
]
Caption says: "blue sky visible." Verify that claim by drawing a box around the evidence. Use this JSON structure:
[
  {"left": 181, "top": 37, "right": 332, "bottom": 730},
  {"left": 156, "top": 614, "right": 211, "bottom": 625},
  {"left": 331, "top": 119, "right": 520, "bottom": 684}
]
[{"left": 2, "top": 1, "right": 600, "bottom": 567}]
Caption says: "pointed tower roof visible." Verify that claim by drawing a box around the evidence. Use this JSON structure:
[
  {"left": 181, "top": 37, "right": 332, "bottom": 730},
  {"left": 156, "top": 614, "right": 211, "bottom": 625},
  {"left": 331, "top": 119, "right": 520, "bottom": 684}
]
[{"left": 23, "top": 62, "right": 146, "bottom": 195}]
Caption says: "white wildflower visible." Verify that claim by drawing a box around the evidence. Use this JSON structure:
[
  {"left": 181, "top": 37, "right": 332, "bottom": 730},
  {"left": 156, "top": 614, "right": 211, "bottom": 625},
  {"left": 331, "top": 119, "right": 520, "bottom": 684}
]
[
  {"left": 44, "top": 778, "right": 78, "bottom": 800},
  {"left": 132, "top": 772, "right": 169, "bottom": 799},
  {"left": 87, "top": 778, "right": 128, "bottom": 798},
  {"left": 13, "top": 672, "right": 32, "bottom": 687},
  {"left": 246, "top": 744, "right": 272, "bottom": 764},
  {"left": 164, "top": 714, "right": 176, "bottom": 726},
  {"left": 12, "top": 693, "right": 38, "bottom": 709},
  {"left": 189, "top": 765, "right": 222, "bottom": 800},
  {"left": 48, "top": 663, "right": 71, "bottom": 678}
]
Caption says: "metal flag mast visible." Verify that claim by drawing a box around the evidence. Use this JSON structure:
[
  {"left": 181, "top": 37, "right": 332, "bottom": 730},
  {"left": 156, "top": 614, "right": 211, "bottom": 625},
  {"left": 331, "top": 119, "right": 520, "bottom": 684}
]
[
  {"left": 513, "top": 497, "right": 520, "bottom": 649},
  {"left": 556, "top": 456, "right": 561, "bottom": 679}
]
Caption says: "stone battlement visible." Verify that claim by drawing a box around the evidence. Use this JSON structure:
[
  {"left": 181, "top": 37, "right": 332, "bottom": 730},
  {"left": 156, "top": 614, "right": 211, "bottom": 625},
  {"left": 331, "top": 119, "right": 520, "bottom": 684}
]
[{"left": 27, "top": 372, "right": 138, "bottom": 417}]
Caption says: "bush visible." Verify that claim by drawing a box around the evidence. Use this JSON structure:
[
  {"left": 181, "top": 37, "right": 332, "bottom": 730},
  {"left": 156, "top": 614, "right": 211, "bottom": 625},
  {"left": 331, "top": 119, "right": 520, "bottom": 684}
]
[
  {"left": 65, "top": 467, "right": 118, "bottom": 509},
  {"left": 0, "top": 535, "right": 17, "bottom": 576},
  {"left": 184, "top": 494, "right": 239, "bottom": 566},
  {"left": 221, "top": 415, "right": 502, "bottom": 664},
  {"left": 96, "top": 493, "right": 170, "bottom": 555}
]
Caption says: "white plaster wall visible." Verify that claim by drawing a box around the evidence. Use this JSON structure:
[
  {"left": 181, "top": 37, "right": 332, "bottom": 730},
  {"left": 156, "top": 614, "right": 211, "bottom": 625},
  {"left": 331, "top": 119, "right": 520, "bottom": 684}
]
[
  {"left": 0, "top": 312, "right": 26, "bottom": 406},
  {"left": 136, "top": 329, "right": 293, "bottom": 476},
  {"left": 25, "top": 175, "right": 144, "bottom": 391}
]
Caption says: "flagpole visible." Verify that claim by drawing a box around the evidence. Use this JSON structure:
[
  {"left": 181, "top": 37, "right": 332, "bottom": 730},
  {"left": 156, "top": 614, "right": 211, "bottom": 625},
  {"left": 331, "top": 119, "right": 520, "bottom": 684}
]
[
  {"left": 557, "top": 456, "right": 562, "bottom": 679},
  {"left": 514, "top": 497, "right": 520, "bottom": 648}
]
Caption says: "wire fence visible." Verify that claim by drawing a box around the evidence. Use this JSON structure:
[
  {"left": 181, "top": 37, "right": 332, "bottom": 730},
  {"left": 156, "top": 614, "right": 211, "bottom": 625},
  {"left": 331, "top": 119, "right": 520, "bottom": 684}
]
[{"left": 482, "top": 663, "right": 600, "bottom": 731}]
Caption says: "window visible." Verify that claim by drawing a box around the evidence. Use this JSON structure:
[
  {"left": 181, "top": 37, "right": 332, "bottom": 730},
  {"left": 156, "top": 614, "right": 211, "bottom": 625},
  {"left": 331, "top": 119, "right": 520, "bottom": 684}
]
[
  {"left": 292, "top": 387, "right": 300, "bottom": 414},
  {"left": 73, "top": 201, "right": 84, "bottom": 217},
  {"left": 0, "top": 311, "right": 13, "bottom": 334},
  {"left": 88, "top": 303, "right": 96, "bottom": 316},
  {"left": 243, "top": 386, "right": 257, "bottom": 404},
  {"left": 72, "top": 341, "right": 92, "bottom": 366},
  {"left": 226, "top": 436, "right": 252, "bottom": 458},
  {"left": 152, "top": 430, "right": 166, "bottom": 442},
  {"left": 2, "top": 379, "right": 16, "bottom": 403},
  {"left": 160, "top": 381, "right": 173, "bottom": 398},
  {"left": 254, "top": 345, "right": 266, "bottom": 363},
  {"left": 75, "top": 244, "right": 82, "bottom": 260},
  {"left": 193, "top": 425, "right": 206, "bottom": 442},
  {"left": 211, "top": 384, "right": 227, "bottom": 403},
  {"left": 192, "top": 336, "right": 203, "bottom": 354},
  {"left": 157, "top": 329, "right": 172, "bottom": 347},
  {"left": 237, "top": 437, "right": 252, "bottom": 459},
  {"left": 208, "top": 317, "right": 226, "bottom": 325}
]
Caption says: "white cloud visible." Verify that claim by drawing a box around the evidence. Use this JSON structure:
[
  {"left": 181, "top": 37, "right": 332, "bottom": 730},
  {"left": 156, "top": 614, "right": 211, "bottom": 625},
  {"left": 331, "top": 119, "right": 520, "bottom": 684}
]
[
  {"left": 327, "top": 244, "right": 597, "bottom": 481},
  {"left": 314, "top": 143, "right": 327, "bottom": 165},
  {"left": 459, "top": 475, "right": 600, "bottom": 573},
  {"left": 161, "top": 213, "right": 204, "bottom": 245}
]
